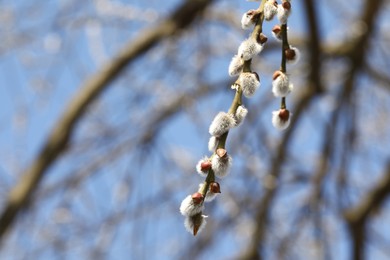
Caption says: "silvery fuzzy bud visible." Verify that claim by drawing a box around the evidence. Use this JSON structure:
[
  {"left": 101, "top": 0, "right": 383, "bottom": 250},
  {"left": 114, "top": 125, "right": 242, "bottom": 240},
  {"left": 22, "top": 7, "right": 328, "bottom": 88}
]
[
  {"left": 264, "top": 0, "right": 278, "bottom": 21},
  {"left": 198, "top": 182, "right": 221, "bottom": 202},
  {"left": 272, "top": 108, "right": 292, "bottom": 130},
  {"left": 238, "top": 37, "right": 264, "bottom": 61},
  {"left": 277, "top": 3, "right": 291, "bottom": 24},
  {"left": 241, "top": 9, "right": 259, "bottom": 30},
  {"left": 180, "top": 193, "right": 204, "bottom": 217},
  {"left": 184, "top": 213, "right": 207, "bottom": 236},
  {"left": 208, "top": 136, "right": 218, "bottom": 152},
  {"left": 209, "top": 112, "right": 236, "bottom": 137},
  {"left": 228, "top": 55, "right": 244, "bottom": 77},
  {"left": 272, "top": 24, "right": 282, "bottom": 41},
  {"left": 272, "top": 71, "right": 292, "bottom": 97},
  {"left": 212, "top": 148, "right": 232, "bottom": 178},
  {"left": 196, "top": 157, "right": 211, "bottom": 176},
  {"left": 285, "top": 46, "right": 300, "bottom": 65},
  {"left": 239, "top": 72, "right": 260, "bottom": 98},
  {"left": 235, "top": 105, "right": 248, "bottom": 126}
]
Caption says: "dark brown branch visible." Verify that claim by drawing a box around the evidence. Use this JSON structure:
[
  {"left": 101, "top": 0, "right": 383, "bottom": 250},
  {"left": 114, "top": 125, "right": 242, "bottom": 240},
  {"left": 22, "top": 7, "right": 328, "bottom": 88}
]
[
  {"left": 240, "top": 1, "right": 324, "bottom": 258},
  {"left": 337, "top": 0, "right": 385, "bottom": 257},
  {"left": 344, "top": 163, "right": 390, "bottom": 260},
  {"left": 364, "top": 62, "right": 390, "bottom": 91},
  {"left": 0, "top": 0, "right": 214, "bottom": 243},
  {"left": 240, "top": 0, "right": 386, "bottom": 258},
  {"left": 38, "top": 80, "right": 224, "bottom": 198},
  {"left": 303, "top": 0, "right": 322, "bottom": 93}
]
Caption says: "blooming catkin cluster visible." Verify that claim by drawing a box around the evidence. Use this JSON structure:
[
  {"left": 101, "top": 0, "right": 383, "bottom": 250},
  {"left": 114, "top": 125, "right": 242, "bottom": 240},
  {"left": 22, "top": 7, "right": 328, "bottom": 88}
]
[
  {"left": 180, "top": 0, "right": 299, "bottom": 236},
  {"left": 270, "top": 0, "right": 299, "bottom": 131}
]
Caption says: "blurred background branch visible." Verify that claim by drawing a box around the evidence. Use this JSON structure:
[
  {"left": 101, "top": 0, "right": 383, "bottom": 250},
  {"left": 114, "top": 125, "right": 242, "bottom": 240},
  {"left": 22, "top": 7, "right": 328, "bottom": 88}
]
[
  {"left": 0, "top": 0, "right": 389, "bottom": 259},
  {"left": 0, "top": 0, "right": 214, "bottom": 244}
]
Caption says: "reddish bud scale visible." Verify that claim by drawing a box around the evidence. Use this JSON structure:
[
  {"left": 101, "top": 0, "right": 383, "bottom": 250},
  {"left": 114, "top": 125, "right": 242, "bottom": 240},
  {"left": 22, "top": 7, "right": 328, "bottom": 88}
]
[
  {"left": 243, "top": 9, "right": 260, "bottom": 26},
  {"left": 200, "top": 161, "right": 211, "bottom": 171},
  {"left": 282, "top": 1, "right": 291, "bottom": 10},
  {"left": 192, "top": 213, "right": 203, "bottom": 236},
  {"left": 273, "top": 70, "right": 282, "bottom": 80},
  {"left": 193, "top": 224, "right": 199, "bottom": 236},
  {"left": 272, "top": 25, "right": 281, "bottom": 34},
  {"left": 253, "top": 71, "right": 260, "bottom": 82},
  {"left": 285, "top": 48, "right": 296, "bottom": 60},
  {"left": 216, "top": 148, "right": 227, "bottom": 158},
  {"left": 209, "top": 182, "right": 221, "bottom": 193},
  {"left": 279, "top": 109, "right": 290, "bottom": 121},
  {"left": 246, "top": 10, "right": 256, "bottom": 16},
  {"left": 273, "top": 0, "right": 278, "bottom": 7},
  {"left": 248, "top": 10, "right": 260, "bottom": 22},
  {"left": 258, "top": 33, "right": 268, "bottom": 44},
  {"left": 192, "top": 192, "right": 204, "bottom": 204}
]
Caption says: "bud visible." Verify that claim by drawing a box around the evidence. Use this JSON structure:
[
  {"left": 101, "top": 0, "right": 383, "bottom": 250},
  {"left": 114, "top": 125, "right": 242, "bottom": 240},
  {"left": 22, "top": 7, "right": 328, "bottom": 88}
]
[
  {"left": 228, "top": 55, "right": 244, "bottom": 77},
  {"left": 196, "top": 157, "right": 211, "bottom": 176},
  {"left": 238, "top": 37, "right": 264, "bottom": 61},
  {"left": 192, "top": 192, "right": 204, "bottom": 204},
  {"left": 199, "top": 182, "right": 221, "bottom": 202},
  {"left": 272, "top": 108, "right": 292, "bottom": 130},
  {"left": 200, "top": 161, "right": 211, "bottom": 171},
  {"left": 184, "top": 213, "right": 207, "bottom": 236},
  {"left": 264, "top": 0, "right": 278, "bottom": 21},
  {"left": 285, "top": 46, "right": 300, "bottom": 65},
  {"left": 216, "top": 148, "right": 227, "bottom": 158},
  {"left": 241, "top": 9, "right": 259, "bottom": 30},
  {"left": 272, "top": 71, "right": 292, "bottom": 97},
  {"left": 277, "top": 4, "right": 291, "bottom": 24},
  {"left": 234, "top": 105, "right": 248, "bottom": 126},
  {"left": 180, "top": 194, "right": 204, "bottom": 216},
  {"left": 279, "top": 108, "right": 290, "bottom": 121},
  {"left": 212, "top": 152, "right": 232, "bottom": 178},
  {"left": 272, "top": 25, "right": 282, "bottom": 41},
  {"left": 209, "top": 112, "right": 236, "bottom": 137},
  {"left": 285, "top": 48, "right": 295, "bottom": 60},
  {"left": 239, "top": 72, "right": 260, "bottom": 98},
  {"left": 258, "top": 33, "right": 268, "bottom": 44},
  {"left": 208, "top": 136, "right": 218, "bottom": 152},
  {"left": 209, "top": 182, "right": 221, "bottom": 193},
  {"left": 282, "top": 1, "right": 291, "bottom": 10}
]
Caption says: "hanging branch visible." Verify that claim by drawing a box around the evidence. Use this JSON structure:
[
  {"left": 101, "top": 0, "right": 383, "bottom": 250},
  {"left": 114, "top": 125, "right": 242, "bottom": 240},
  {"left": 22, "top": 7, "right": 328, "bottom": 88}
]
[{"left": 179, "top": 0, "right": 301, "bottom": 236}]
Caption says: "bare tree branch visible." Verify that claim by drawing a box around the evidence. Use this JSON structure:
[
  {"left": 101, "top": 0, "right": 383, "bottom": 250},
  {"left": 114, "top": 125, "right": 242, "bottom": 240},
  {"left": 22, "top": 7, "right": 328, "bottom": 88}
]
[
  {"left": 239, "top": 0, "right": 385, "bottom": 258},
  {"left": 240, "top": 1, "right": 323, "bottom": 258},
  {"left": 344, "top": 163, "right": 390, "bottom": 260},
  {"left": 0, "top": 0, "right": 214, "bottom": 243},
  {"left": 37, "top": 80, "right": 224, "bottom": 199}
]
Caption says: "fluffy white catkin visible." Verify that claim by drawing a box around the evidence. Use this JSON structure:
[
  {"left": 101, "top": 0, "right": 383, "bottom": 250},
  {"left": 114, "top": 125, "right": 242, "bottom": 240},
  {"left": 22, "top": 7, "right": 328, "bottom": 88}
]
[{"left": 209, "top": 112, "right": 236, "bottom": 137}]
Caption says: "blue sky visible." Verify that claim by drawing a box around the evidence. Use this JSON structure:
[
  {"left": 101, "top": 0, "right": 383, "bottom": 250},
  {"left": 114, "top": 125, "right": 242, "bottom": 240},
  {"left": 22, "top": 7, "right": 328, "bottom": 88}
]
[{"left": 0, "top": 0, "right": 389, "bottom": 259}]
